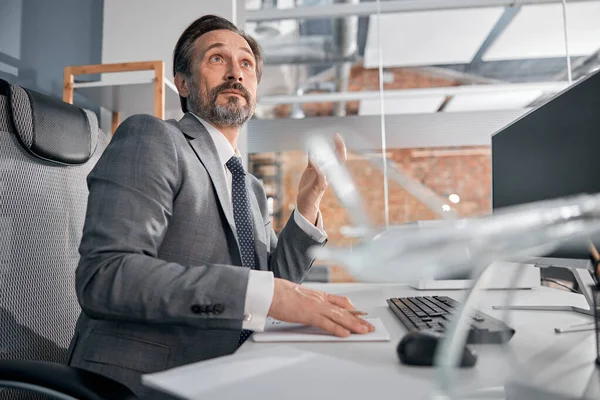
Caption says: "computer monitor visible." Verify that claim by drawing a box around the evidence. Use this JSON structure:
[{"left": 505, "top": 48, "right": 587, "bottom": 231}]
[{"left": 492, "top": 69, "right": 600, "bottom": 280}]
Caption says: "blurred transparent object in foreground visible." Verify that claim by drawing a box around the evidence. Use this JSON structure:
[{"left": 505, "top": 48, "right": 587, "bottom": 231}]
[
  {"left": 306, "top": 134, "right": 600, "bottom": 399},
  {"left": 306, "top": 134, "right": 600, "bottom": 284}
]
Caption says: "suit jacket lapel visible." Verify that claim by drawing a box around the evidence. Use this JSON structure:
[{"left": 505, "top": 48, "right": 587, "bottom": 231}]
[{"left": 177, "top": 113, "right": 238, "bottom": 244}]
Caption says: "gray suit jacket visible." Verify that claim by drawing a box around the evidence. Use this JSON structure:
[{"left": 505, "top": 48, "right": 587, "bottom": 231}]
[{"left": 67, "top": 113, "right": 323, "bottom": 399}]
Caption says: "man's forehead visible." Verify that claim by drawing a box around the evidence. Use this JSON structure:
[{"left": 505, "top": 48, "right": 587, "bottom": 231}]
[{"left": 197, "top": 30, "right": 252, "bottom": 53}]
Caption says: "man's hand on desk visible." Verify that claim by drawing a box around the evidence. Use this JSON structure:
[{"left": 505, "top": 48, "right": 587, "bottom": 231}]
[{"left": 268, "top": 278, "right": 375, "bottom": 337}]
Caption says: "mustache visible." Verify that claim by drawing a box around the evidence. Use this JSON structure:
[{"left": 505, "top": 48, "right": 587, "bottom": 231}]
[{"left": 211, "top": 82, "right": 252, "bottom": 104}]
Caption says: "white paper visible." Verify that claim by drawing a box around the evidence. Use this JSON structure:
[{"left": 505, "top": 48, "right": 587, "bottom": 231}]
[{"left": 252, "top": 317, "right": 390, "bottom": 342}]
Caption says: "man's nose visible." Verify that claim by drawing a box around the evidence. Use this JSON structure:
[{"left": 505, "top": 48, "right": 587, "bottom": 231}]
[{"left": 227, "top": 66, "right": 243, "bottom": 82}]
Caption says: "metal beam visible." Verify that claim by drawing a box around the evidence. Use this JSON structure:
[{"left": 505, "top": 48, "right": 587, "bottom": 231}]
[
  {"left": 258, "top": 81, "right": 569, "bottom": 104},
  {"left": 468, "top": 6, "right": 520, "bottom": 71},
  {"left": 553, "top": 48, "right": 600, "bottom": 81},
  {"left": 418, "top": 66, "right": 503, "bottom": 84},
  {"left": 246, "top": 0, "right": 596, "bottom": 22},
  {"left": 264, "top": 54, "right": 358, "bottom": 65},
  {"left": 442, "top": 57, "right": 578, "bottom": 82}
]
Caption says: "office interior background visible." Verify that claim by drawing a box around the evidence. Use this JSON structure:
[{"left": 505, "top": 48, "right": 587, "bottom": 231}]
[{"left": 2, "top": 0, "right": 599, "bottom": 283}]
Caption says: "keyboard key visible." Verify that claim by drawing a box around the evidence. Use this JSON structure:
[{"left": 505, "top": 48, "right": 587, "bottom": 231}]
[
  {"left": 398, "top": 298, "right": 424, "bottom": 314},
  {"left": 411, "top": 298, "right": 444, "bottom": 317},
  {"left": 420, "top": 297, "right": 446, "bottom": 311}
]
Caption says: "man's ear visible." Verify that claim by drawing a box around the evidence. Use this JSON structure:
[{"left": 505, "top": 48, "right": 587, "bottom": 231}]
[{"left": 174, "top": 72, "right": 190, "bottom": 98}]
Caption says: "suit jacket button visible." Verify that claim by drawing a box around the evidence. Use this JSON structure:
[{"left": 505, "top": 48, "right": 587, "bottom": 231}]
[
  {"left": 191, "top": 304, "right": 202, "bottom": 314},
  {"left": 213, "top": 304, "right": 224, "bottom": 314}
]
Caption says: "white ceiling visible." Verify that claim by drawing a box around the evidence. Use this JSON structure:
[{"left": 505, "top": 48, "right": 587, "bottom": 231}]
[
  {"left": 359, "top": 95, "right": 446, "bottom": 115},
  {"left": 242, "top": 1, "right": 600, "bottom": 117},
  {"left": 444, "top": 90, "right": 544, "bottom": 112},
  {"left": 483, "top": 2, "right": 600, "bottom": 61},
  {"left": 363, "top": 8, "right": 505, "bottom": 68},
  {"left": 362, "top": 2, "right": 600, "bottom": 68}
]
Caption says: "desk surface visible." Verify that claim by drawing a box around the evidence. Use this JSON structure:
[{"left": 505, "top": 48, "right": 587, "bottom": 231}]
[{"left": 151, "top": 283, "right": 600, "bottom": 399}]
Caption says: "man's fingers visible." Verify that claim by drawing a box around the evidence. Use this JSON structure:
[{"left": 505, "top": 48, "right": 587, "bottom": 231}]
[
  {"left": 328, "top": 307, "right": 370, "bottom": 334},
  {"left": 327, "top": 294, "right": 354, "bottom": 310},
  {"left": 308, "top": 163, "right": 328, "bottom": 189},
  {"left": 325, "top": 295, "right": 375, "bottom": 332},
  {"left": 310, "top": 315, "right": 351, "bottom": 338},
  {"left": 317, "top": 166, "right": 328, "bottom": 187},
  {"left": 334, "top": 133, "right": 347, "bottom": 164},
  {"left": 356, "top": 316, "right": 376, "bottom": 332},
  {"left": 307, "top": 153, "right": 315, "bottom": 169}
]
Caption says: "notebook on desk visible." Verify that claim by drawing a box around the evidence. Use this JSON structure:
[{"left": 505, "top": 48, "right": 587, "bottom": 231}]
[{"left": 252, "top": 317, "right": 390, "bottom": 342}]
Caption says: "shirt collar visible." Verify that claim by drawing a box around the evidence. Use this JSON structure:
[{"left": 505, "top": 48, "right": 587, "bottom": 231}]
[{"left": 190, "top": 113, "right": 240, "bottom": 168}]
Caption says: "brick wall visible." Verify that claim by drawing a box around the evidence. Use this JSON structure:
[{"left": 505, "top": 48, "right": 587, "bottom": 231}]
[
  {"left": 275, "top": 146, "right": 491, "bottom": 282},
  {"left": 255, "top": 65, "right": 491, "bottom": 282}
]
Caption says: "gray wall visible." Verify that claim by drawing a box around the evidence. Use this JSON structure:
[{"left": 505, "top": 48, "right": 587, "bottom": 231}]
[
  {"left": 0, "top": 0, "right": 22, "bottom": 80},
  {"left": 0, "top": 0, "right": 103, "bottom": 111}
]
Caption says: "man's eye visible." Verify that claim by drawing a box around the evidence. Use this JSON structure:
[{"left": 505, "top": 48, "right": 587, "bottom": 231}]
[
  {"left": 210, "top": 55, "right": 223, "bottom": 62},
  {"left": 242, "top": 60, "right": 252, "bottom": 68}
]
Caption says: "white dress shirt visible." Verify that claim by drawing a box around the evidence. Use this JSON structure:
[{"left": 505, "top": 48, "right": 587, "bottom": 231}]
[{"left": 191, "top": 113, "right": 327, "bottom": 331}]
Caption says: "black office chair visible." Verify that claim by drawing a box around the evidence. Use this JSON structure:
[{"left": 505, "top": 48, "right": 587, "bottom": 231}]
[{"left": 0, "top": 78, "right": 137, "bottom": 399}]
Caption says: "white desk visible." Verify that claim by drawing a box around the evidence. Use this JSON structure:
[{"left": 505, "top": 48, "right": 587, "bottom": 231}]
[{"left": 148, "top": 284, "right": 600, "bottom": 399}]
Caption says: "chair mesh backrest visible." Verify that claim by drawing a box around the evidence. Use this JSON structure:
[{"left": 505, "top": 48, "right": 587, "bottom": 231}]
[{"left": 0, "top": 86, "right": 109, "bottom": 366}]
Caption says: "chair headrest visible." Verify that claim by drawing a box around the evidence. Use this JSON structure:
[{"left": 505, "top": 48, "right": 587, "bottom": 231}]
[{"left": 0, "top": 79, "right": 97, "bottom": 165}]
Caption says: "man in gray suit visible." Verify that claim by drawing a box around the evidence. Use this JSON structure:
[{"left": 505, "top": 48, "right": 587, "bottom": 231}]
[{"left": 67, "top": 14, "right": 374, "bottom": 398}]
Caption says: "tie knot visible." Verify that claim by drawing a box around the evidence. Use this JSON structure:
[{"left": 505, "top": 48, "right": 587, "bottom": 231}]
[{"left": 226, "top": 156, "right": 245, "bottom": 176}]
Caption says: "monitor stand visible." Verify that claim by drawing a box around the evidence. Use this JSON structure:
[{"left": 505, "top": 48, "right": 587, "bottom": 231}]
[
  {"left": 493, "top": 266, "right": 596, "bottom": 333},
  {"left": 411, "top": 261, "right": 541, "bottom": 290}
]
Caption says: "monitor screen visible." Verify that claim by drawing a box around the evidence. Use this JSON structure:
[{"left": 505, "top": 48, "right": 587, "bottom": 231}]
[{"left": 491, "top": 69, "right": 600, "bottom": 264}]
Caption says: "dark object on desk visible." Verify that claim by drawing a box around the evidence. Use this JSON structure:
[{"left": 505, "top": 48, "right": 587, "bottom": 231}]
[
  {"left": 397, "top": 330, "right": 478, "bottom": 367},
  {"left": 386, "top": 296, "right": 515, "bottom": 344}
]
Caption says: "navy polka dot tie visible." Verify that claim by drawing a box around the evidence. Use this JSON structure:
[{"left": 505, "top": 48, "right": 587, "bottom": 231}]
[{"left": 226, "top": 156, "right": 256, "bottom": 346}]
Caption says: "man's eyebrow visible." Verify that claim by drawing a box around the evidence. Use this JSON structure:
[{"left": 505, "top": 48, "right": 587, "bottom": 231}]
[
  {"left": 203, "top": 42, "right": 225, "bottom": 54},
  {"left": 202, "top": 43, "right": 254, "bottom": 59},
  {"left": 239, "top": 47, "right": 254, "bottom": 59}
]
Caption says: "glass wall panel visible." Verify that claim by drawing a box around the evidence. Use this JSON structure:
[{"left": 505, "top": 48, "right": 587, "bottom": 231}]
[{"left": 246, "top": 0, "right": 600, "bottom": 281}]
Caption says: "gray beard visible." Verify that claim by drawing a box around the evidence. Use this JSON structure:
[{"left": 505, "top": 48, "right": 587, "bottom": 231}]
[{"left": 188, "top": 83, "right": 252, "bottom": 128}]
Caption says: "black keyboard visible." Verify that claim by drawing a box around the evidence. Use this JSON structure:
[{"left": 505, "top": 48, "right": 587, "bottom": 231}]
[{"left": 386, "top": 295, "right": 515, "bottom": 344}]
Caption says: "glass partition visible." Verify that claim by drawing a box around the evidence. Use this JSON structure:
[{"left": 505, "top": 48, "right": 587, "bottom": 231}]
[{"left": 245, "top": 0, "right": 600, "bottom": 283}]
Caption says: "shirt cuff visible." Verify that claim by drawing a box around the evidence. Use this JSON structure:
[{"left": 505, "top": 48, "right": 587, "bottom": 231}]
[
  {"left": 242, "top": 270, "right": 274, "bottom": 332},
  {"left": 293, "top": 209, "right": 327, "bottom": 243}
]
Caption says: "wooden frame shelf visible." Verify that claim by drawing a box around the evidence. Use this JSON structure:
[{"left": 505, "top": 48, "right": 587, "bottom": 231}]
[{"left": 63, "top": 61, "right": 180, "bottom": 134}]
